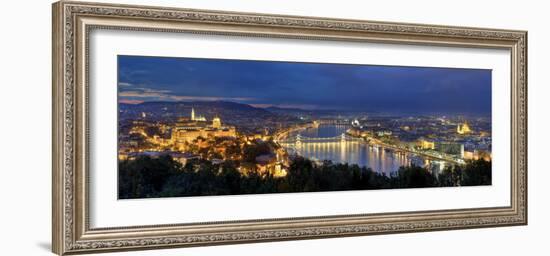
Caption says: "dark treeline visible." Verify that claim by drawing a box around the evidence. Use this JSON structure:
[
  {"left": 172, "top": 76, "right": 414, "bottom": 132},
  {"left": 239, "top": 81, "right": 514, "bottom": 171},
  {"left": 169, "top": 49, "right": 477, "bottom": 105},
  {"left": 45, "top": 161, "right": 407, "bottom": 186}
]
[{"left": 118, "top": 156, "right": 491, "bottom": 199}]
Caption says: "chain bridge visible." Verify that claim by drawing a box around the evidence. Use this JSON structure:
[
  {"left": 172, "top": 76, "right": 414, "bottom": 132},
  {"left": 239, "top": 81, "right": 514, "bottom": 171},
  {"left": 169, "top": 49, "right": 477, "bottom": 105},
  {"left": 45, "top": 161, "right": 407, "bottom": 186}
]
[{"left": 277, "top": 133, "right": 364, "bottom": 145}]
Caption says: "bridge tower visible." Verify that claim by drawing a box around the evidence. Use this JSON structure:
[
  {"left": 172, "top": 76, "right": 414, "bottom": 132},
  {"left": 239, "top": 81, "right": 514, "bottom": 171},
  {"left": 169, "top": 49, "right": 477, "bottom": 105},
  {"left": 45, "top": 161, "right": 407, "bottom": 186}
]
[
  {"left": 341, "top": 133, "right": 346, "bottom": 144},
  {"left": 296, "top": 134, "right": 302, "bottom": 146}
]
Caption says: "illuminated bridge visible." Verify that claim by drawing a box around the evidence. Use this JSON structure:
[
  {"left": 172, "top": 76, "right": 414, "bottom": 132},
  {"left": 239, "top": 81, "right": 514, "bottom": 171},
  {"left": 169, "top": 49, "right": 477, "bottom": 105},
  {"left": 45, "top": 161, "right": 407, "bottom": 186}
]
[
  {"left": 277, "top": 133, "right": 364, "bottom": 145},
  {"left": 276, "top": 133, "right": 464, "bottom": 165}
]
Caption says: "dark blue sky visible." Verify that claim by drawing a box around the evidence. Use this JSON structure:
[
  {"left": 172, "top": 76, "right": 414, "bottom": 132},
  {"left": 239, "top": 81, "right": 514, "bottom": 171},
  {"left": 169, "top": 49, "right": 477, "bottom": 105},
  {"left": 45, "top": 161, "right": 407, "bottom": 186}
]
[{"left": 118, "top": 55, "right": 491, "bottom": 115}]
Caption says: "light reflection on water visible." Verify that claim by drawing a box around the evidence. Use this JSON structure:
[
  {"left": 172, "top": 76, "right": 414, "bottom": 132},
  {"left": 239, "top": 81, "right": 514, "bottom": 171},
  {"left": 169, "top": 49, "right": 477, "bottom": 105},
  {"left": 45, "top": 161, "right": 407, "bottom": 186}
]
[{"left": 285, "top": 124, "right": 412, "bottom": 175}]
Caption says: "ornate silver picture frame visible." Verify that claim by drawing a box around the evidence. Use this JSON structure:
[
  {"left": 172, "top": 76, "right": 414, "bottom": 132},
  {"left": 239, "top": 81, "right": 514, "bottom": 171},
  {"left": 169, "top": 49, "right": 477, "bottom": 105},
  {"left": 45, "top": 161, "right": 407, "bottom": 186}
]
[{"left": 52, "top": 1, "right": 527, "bottom": 255}]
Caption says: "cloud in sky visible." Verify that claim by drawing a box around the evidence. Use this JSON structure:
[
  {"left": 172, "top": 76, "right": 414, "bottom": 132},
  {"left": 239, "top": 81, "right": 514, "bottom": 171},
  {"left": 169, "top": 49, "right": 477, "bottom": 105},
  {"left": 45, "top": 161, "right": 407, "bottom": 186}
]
[
  {"left": 117, "top": 82, "right": 133, "bottom": 87},
  {"left": 119, "top": 99, "right": 144, "bottom": 104},
  {"left": 119, "top": 84, "right": 256, "bottom": 103},
  {"left": 118, "top": 55, "right": 492, "bottom": 114}
]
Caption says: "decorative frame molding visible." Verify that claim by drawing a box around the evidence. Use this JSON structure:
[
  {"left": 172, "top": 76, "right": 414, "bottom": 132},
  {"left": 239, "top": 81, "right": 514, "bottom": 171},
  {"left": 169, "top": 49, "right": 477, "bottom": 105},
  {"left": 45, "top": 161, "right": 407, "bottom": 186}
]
[{"left": 52, "top": 1, "right": 527, "bottom": 255}]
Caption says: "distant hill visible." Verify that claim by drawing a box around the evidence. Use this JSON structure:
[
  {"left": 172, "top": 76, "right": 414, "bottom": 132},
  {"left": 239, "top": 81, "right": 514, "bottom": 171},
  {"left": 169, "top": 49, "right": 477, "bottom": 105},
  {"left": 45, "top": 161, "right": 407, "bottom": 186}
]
[
  {"left": 265, "top": 106, "right": 308, "bottom": 113},
  {"left": 264, "top": 106, "right": 346, "bottom": 117},
  {"left": 119, "top": 101, "right": 276, "bottom": 119}
]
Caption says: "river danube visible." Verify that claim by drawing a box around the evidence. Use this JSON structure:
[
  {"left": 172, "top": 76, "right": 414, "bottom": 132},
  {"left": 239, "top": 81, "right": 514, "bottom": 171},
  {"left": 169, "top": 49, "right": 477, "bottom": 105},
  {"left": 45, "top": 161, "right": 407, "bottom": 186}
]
[{"left": 284, "top": 124, "right": 413, "bottom": 175}]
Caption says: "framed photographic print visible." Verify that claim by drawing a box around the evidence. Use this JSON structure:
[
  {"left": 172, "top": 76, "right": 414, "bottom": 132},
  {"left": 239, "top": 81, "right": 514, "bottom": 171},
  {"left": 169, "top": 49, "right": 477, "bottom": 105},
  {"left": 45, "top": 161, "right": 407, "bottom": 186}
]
[{"left": 52, "top": 1, "right": 527, "bottom": 255}]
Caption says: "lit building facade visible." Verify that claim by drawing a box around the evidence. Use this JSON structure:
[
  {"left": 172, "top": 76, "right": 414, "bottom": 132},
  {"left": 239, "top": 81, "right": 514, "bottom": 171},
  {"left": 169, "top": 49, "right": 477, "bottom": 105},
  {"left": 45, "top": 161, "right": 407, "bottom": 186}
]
[
  {"left": 457, "top": 122, "right": 472, "bottom": 134},
  {"left": 190, "top": 107, "right": 206, "bottom": 121},
  {"left": 417, "top": 138, "right": 435, "bottom": 150},
  {"left": 171, "top": 109, "right": 236, "bottom": 145},
  {"left": 212, "top": 116, "right": 221, "bottom": 129},
  {"left": 172, "top": 127, "right": 237, "bottom": 144}
]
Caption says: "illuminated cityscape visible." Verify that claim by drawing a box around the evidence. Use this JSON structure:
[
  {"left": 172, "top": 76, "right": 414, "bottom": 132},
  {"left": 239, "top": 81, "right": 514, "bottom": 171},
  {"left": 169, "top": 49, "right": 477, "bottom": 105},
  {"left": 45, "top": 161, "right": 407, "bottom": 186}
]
[{"left": 117, "top": 55, "right": 492, "bottom": 199}]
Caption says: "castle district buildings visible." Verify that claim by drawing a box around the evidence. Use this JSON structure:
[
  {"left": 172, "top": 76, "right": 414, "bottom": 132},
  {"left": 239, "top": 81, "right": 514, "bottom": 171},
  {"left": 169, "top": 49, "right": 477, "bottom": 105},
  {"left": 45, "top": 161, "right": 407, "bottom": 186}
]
[
  {"left": 119, "top": 108, "right": 237, "bottom": 159},
  {"left": 171, "top": 108, "right": 237, "bottom": 147}
]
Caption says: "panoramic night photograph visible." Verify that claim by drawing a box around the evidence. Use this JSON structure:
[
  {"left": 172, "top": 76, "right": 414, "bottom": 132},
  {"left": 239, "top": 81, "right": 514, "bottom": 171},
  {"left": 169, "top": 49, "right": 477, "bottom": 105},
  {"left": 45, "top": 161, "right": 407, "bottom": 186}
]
[{"left": 117, "top": 55, "right": 492, "bottom": 199}]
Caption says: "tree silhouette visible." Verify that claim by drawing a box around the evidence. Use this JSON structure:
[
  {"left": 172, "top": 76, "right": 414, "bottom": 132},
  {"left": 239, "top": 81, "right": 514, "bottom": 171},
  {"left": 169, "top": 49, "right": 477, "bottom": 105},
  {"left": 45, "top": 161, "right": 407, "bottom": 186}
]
[{"left": 118, "top": 154, "right": 492, "bottom": 199}]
